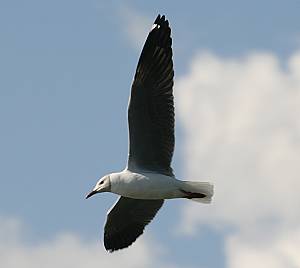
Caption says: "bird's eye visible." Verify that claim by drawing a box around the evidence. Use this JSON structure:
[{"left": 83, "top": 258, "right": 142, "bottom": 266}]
[{"left": 99, "top": 181, "right": 104, "bottom": 185}]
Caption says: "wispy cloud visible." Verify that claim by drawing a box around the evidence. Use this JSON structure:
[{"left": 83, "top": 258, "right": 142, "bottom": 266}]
[
  {"left": 227, "top": 229, "right": 300, "bottom": 268},
  {"left": 175, "top": 51, "right": 300, "bottom": 267},
  {"left": 117, "top": 5, "right": 152, "bottom": 50},
  {"left": 0, "top": 217, "right": 178, "bottom": 268}
]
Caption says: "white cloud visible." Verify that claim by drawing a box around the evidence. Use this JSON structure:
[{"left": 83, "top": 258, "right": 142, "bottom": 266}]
[
  {"left": 118, "top": 6, "right": 152, "bottom": 50},
  {"left": 175, "top": 51, "right": 300, "bottom": 267},
  {"left": 0, "top": 217, "right": 177, "bottom": 268},
  {"left": 227, "top": 228, "right": 300, "bottom": 268}
]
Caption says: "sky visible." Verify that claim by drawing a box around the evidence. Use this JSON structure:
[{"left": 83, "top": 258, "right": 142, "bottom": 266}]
[{"left": 1, "top": 1, "right": 300, "bottom": 267}]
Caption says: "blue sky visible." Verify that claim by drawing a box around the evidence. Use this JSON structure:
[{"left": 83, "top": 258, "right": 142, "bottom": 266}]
[{"left": 1, "top": 1, "right": 300, "bottom": 268}]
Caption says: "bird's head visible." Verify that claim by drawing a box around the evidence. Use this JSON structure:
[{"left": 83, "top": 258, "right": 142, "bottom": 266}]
[{"left": 85, "top": 175, "right": 111, "bottom": 199}]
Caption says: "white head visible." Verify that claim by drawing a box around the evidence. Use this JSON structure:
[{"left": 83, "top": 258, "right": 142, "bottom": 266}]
[{"left": 85, "top": 175, "right": 111, "bottom": 199}]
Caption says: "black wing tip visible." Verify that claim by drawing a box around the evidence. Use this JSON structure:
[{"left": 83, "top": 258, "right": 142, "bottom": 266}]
[
  {"left": 153, "top": 14, "right": 169, "bottom": 28},
  {"left": 104, "top": 225, "right": 144, "bottom": 253},
  {"left": 104, "top": 239, "right": 135, "bottom": 253},
  {"left": 149, "top": 14, "right": 172, "bottom": 49},
  {"left": 154, "top": 14, "right": 161, "bottom": 23}
]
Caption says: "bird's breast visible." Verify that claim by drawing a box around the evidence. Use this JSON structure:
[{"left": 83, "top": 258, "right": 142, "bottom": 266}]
[{"left": 110, "top": 171, "right": 182, "bottom": 200}]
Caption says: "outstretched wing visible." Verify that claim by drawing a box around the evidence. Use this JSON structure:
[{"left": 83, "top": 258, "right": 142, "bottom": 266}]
[
  {"left": 104, "top": 197, "right": 164, "bottom": 252},
  {"left": 127, "top": 15, "right": 175, "bottom": 176}
]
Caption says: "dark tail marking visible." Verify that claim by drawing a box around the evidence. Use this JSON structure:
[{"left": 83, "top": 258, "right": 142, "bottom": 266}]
[{"left": 180, "top": 189, "right": 206, "bottom": 199}]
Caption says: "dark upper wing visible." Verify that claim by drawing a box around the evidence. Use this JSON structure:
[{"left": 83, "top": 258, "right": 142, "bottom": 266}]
[
  {"left": 127, "top": 15, "right": 175, "bottom": 176},
  {"left": 104, "top": 197, "right": 164, "bottom": 252}
]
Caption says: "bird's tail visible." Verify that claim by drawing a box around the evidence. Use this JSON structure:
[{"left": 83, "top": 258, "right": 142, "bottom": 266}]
[{"left": 179, "top": 181, "right": 214, "bottom": 204}]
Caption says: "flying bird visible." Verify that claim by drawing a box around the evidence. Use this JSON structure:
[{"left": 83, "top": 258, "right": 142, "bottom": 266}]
[{"left": 86, "top": 14, "right": 214, "bottom": 252}]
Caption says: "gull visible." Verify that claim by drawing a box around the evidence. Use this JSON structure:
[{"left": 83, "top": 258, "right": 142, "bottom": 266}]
[{"left": 86, "top": 14, "right": 214, "bottom": 252}]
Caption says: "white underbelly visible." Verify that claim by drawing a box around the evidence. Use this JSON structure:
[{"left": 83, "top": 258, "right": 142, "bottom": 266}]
[{"left": 110, "top": 171, "right": 183, "bottom": 200}]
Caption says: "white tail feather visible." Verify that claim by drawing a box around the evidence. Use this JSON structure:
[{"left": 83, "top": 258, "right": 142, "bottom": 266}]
[{"left": 180, "top": 181, "right": 214, "bottom": 204}]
